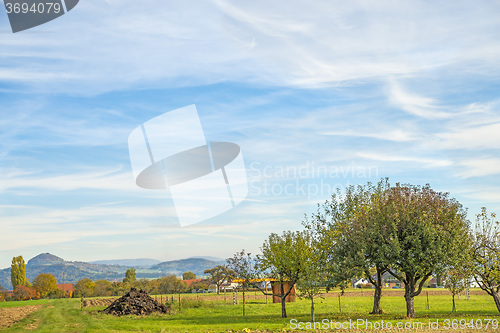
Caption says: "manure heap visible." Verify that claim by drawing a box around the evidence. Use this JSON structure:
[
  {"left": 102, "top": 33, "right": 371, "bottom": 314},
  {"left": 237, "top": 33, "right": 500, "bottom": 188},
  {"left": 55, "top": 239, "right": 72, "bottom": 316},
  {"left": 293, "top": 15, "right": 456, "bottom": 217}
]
[{"left": 101, "top": 288, "right": 169, "bottom": 316}]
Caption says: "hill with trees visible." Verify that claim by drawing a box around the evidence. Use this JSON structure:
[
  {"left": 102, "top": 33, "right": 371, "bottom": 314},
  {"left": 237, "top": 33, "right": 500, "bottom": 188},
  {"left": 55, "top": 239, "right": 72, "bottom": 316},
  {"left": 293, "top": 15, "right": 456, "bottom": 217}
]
[{"left": 0, "top": 254, "right": 224, "bottom": 289}]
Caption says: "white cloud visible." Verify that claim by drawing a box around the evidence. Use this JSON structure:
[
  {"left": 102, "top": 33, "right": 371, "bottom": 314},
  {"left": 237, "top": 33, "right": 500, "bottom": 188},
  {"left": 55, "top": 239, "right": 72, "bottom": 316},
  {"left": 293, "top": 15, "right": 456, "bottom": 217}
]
[
  {"left": 388, "top": 81, "right": 451, "bottom": 119},
  {"left": 0, "top": 168, "right": 134, "bottom": 192},
  {"left": 1, "top": 0, "right": 500, "bottom": 93},
  {"left": 455, "top": 158, "right": 500, "bottom": 179},
  {"left": 357, "top": 152, "right": 452, "bottom": 168},
  {"left": 321, "top": 128, "right": 415, "bottom": 142},
  {"left": 436, "top": 122, "right": 500, "bottom": 151}
]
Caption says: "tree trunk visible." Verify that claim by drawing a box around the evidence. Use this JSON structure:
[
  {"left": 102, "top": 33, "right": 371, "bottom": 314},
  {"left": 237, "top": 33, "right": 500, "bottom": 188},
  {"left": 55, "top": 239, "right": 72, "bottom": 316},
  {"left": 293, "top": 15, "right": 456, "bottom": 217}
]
[
  {"left": 371, "top": 284, "right": 383, "bottom": 314},
  {"left": 280, "top": 282, "right": 287, "bottom": 318},
  {"left": 242, "top": 285, "right": 245, "bottom": 316},
  {"left": 367, "top": 267, "right": 384, "bottom": 314},
  {"left": 452, "top": 294, "right": 456, "bottom": 313},
  {"left": 404, "top": 283, "right": 416, "bottom": 318},
  {"left": 311, "top": 297, "right": 315, "bottom": 322},
  {"left": 492, "top": 291, "right": 500, "bottom": 314}
]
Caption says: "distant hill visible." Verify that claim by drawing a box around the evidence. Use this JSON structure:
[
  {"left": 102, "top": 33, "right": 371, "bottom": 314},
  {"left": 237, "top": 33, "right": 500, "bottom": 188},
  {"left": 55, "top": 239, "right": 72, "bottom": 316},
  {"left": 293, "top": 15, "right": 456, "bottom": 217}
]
[
  {"left": 150, "top": 258, "right": 225, "bottom": 277},
  {"left": 27, "top": 253, "right": 65, "bottom": 266},
  {"left": 89, "top": 259, "right": 161, "bottom": 267},
  {"left": 188, "top": 256, "right": 224, "bottom": 262},
  {"left": 0, "top": 253, "right": 224, "bottom": 290}
]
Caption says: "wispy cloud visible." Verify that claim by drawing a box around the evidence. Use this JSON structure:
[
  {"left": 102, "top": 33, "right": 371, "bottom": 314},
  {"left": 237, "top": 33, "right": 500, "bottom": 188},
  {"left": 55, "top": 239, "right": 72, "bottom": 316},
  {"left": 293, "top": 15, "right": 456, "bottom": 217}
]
[
  {"left": 0, "top": 168, "right": 134, "bottom": 192},
  {"left": 388, "top": 81, "right": 451, "bottom": 119},
  {"left": 1, "top": 1, "right": 500, "bottom": 93}
]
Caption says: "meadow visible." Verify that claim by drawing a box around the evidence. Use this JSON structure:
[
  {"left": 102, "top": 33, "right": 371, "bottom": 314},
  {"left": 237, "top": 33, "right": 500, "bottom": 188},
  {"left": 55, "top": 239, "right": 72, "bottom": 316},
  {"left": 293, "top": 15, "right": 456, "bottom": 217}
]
[{"left": 1, "top": 289, "right": 500, "bottom": 332}]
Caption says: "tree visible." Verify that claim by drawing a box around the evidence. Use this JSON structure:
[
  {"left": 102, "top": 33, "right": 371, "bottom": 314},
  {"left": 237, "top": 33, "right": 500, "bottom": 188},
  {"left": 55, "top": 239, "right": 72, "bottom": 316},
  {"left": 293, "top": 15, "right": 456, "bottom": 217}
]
[
  {"left": 0, "top": 284, "right": 5, "bottom": 302},
  {"left": 381, "top": 183, "right": 469, "bottom": 318},
  {"left": 189, "top": 280, "right": 210, "bottom": 292},
  {"left": 471, "top": 207, "right": 500, "bottom": 313},
  {"left": 94, "top": 280, "right": 113, "bottom": 297},
  {"left": 226, "top": 250, "right": 260, "bottom": 316},
  {"left": 74, "top": 278, "right": 95, "bottom": 297},
  {"left": 204, "top": 265, "right": 235, "bottom": 294},
  {"left": 11, "top": 256, "right": 27, "bottom": 289},
  {"left": 123, "top": 268, "right": 137, "bottom": 284},
  {"left": 444, "top": 227, "right": 473, "bottom": 313},
  {"left": 296, "top": 245, "right": 325, "bottom": 322},
  {"left": 259, "top": 230, "right": 315, "bottom": 318},
  {"left": 305, "top": 179, "right": 393, "bottom": 314},
  {"left": 12, "top": 285, "right": 38, "bottom": 301},
  {"left": 182, "top": 272, "right": 196, "bottom": 280},
  {"left": 158, "top": 275, "right": 187, "bottom": 294},
  {"left": 444, "top": 269, "right": 469, "bottom": 313},
  {"left": 33, "top": 273, "right": 58, "bottom": 298}
]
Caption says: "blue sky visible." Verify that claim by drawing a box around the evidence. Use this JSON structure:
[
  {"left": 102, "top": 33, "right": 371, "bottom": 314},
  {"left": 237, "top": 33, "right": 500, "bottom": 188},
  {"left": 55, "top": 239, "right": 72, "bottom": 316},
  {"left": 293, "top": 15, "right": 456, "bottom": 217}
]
[{"left": 1, "top": 0, "right": 500, "bottom": 269}]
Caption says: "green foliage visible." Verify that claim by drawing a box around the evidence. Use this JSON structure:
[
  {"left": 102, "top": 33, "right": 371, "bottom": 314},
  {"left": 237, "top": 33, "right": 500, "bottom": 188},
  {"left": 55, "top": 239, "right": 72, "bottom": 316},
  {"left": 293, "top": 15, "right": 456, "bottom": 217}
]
[
  {"left": 296, "top": 243, "right": 325, "bottom": 322},
  {"left": 11, "top": 256, "right": 27, "bottom": 289},
  {"left": 182, "top": 271, "right": 196, "bottom": 280},
  {"left": 259, "top": 230, "right": 315, "bottom": 318},
  {"left": 123, "top": 268, "right": 136, "bottom": 284},
  {"left": 32, "top": 273, "right": 58, "bottom": 298},
  {"left": 158, "top": 275, "right": 188, "bottom": 294},
  {"left": 204, "top": 265, "right": 235, "bottom": 294},
  {"left": 471, "top": 207, "right": 500, "bottom": 312},
  {"left": 74, "top": 278, "right": 95, "bottom": 297},
  {"left": 380, "top": 183, "right": 470, "bottom": 318},
  {"left": 94, "top": 279, "right": 113, "bottom": 297},
  {"left": 226, "top": 250, "right": 259, "bottom": 287},
  {"left": 304, "top": 178, "right": 392, "bottom": 314},
  {"left": 189, "top": 280, "right": 209, "bottom": 292},
  {"left": 259, "top": 230, "right": 314, "bottom": 283}
]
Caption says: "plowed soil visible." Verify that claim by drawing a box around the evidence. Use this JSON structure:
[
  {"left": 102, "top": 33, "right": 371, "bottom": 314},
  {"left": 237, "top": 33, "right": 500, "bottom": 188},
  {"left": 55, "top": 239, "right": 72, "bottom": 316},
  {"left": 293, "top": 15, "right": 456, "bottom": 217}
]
[
  {"left": 81, "top": 298, "right": 116, "bottom": 307},
  {"left": 0, "top": 305, "right": 43, "bottom": 329}
]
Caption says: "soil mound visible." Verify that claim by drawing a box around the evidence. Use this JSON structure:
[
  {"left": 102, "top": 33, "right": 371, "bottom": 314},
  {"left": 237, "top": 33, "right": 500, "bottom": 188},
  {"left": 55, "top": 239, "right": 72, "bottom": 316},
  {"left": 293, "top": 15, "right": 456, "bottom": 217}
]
[{"left": 101, "top": 288, "right": 169, "bottom": 316}]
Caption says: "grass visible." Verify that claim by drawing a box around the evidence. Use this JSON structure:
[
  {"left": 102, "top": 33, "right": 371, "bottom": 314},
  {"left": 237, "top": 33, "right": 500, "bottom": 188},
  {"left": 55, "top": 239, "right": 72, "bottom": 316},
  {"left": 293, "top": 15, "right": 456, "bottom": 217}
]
[{"left": 1, "top": 291, "right": 500, "bottom": 332}]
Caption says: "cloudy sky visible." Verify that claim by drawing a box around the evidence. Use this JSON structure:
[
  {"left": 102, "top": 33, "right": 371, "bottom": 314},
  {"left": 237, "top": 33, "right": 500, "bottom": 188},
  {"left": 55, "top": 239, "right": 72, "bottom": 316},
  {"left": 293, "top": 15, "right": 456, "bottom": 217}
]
[{"left": 1, "top": 0, "right": 500, "bottom": 268}]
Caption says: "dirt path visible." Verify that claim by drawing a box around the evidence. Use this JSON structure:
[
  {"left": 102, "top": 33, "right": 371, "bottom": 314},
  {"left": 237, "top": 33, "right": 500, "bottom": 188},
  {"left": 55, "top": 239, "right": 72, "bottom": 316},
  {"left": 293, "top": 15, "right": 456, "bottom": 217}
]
[{"left": 0, "top": 305, "right": 43, "bottom": 329}]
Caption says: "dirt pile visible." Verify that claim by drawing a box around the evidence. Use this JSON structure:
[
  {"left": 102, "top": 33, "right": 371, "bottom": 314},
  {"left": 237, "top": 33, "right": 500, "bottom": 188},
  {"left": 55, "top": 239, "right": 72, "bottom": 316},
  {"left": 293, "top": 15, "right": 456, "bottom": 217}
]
[{"left": 100, "top": 288, "right": 170, "bottom": 316}]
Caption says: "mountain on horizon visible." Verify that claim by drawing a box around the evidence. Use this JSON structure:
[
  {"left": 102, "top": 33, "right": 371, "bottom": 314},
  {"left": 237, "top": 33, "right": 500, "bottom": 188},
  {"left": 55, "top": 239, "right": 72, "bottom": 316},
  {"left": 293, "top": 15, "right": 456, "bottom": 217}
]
[
  {"left": 188, "top": 256, "right": 225, "bottom": 262},
  {"left": 150, "top": 258, "right": 224, "bottom": 276},
  {"left": 89, "top": 258, "right": 161, "bottom": 267},
  {"left": 0, "top": 253, "right": 223, "bottom": 290},
  {"left": 27, "top": 253, "right": 65, "bottom": 266}
]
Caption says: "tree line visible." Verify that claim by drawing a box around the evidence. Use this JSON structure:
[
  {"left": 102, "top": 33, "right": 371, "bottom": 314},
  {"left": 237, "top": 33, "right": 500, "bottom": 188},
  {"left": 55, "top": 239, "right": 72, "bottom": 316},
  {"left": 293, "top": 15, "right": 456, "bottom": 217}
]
[
  {"left": 0, "top": 262, "right": 235, "bottom": 301},
  {"left": 224, "top": 179, "right": 500, "bottom": 319}
]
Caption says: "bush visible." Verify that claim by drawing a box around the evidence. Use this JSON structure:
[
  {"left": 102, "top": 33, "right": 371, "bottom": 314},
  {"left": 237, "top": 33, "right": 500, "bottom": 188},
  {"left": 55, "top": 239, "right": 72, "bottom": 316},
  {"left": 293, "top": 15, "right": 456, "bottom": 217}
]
[{"left": 12, "top": 285, "right": 38, "bottom": 301}]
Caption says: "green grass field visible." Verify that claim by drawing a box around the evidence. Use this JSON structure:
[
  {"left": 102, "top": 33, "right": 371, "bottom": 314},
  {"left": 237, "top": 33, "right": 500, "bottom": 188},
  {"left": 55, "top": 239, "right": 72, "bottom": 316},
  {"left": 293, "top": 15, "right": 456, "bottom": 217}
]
[{"left": 1, "top": 290, "right": 500, "bottom": 332}]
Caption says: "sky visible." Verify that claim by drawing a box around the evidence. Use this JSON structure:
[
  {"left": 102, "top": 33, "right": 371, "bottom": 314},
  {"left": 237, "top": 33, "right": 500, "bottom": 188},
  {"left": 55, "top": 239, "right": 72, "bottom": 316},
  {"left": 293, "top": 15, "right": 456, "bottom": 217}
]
[{"left": 1, "top": 0, "right": 500, "bottom": 269}]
